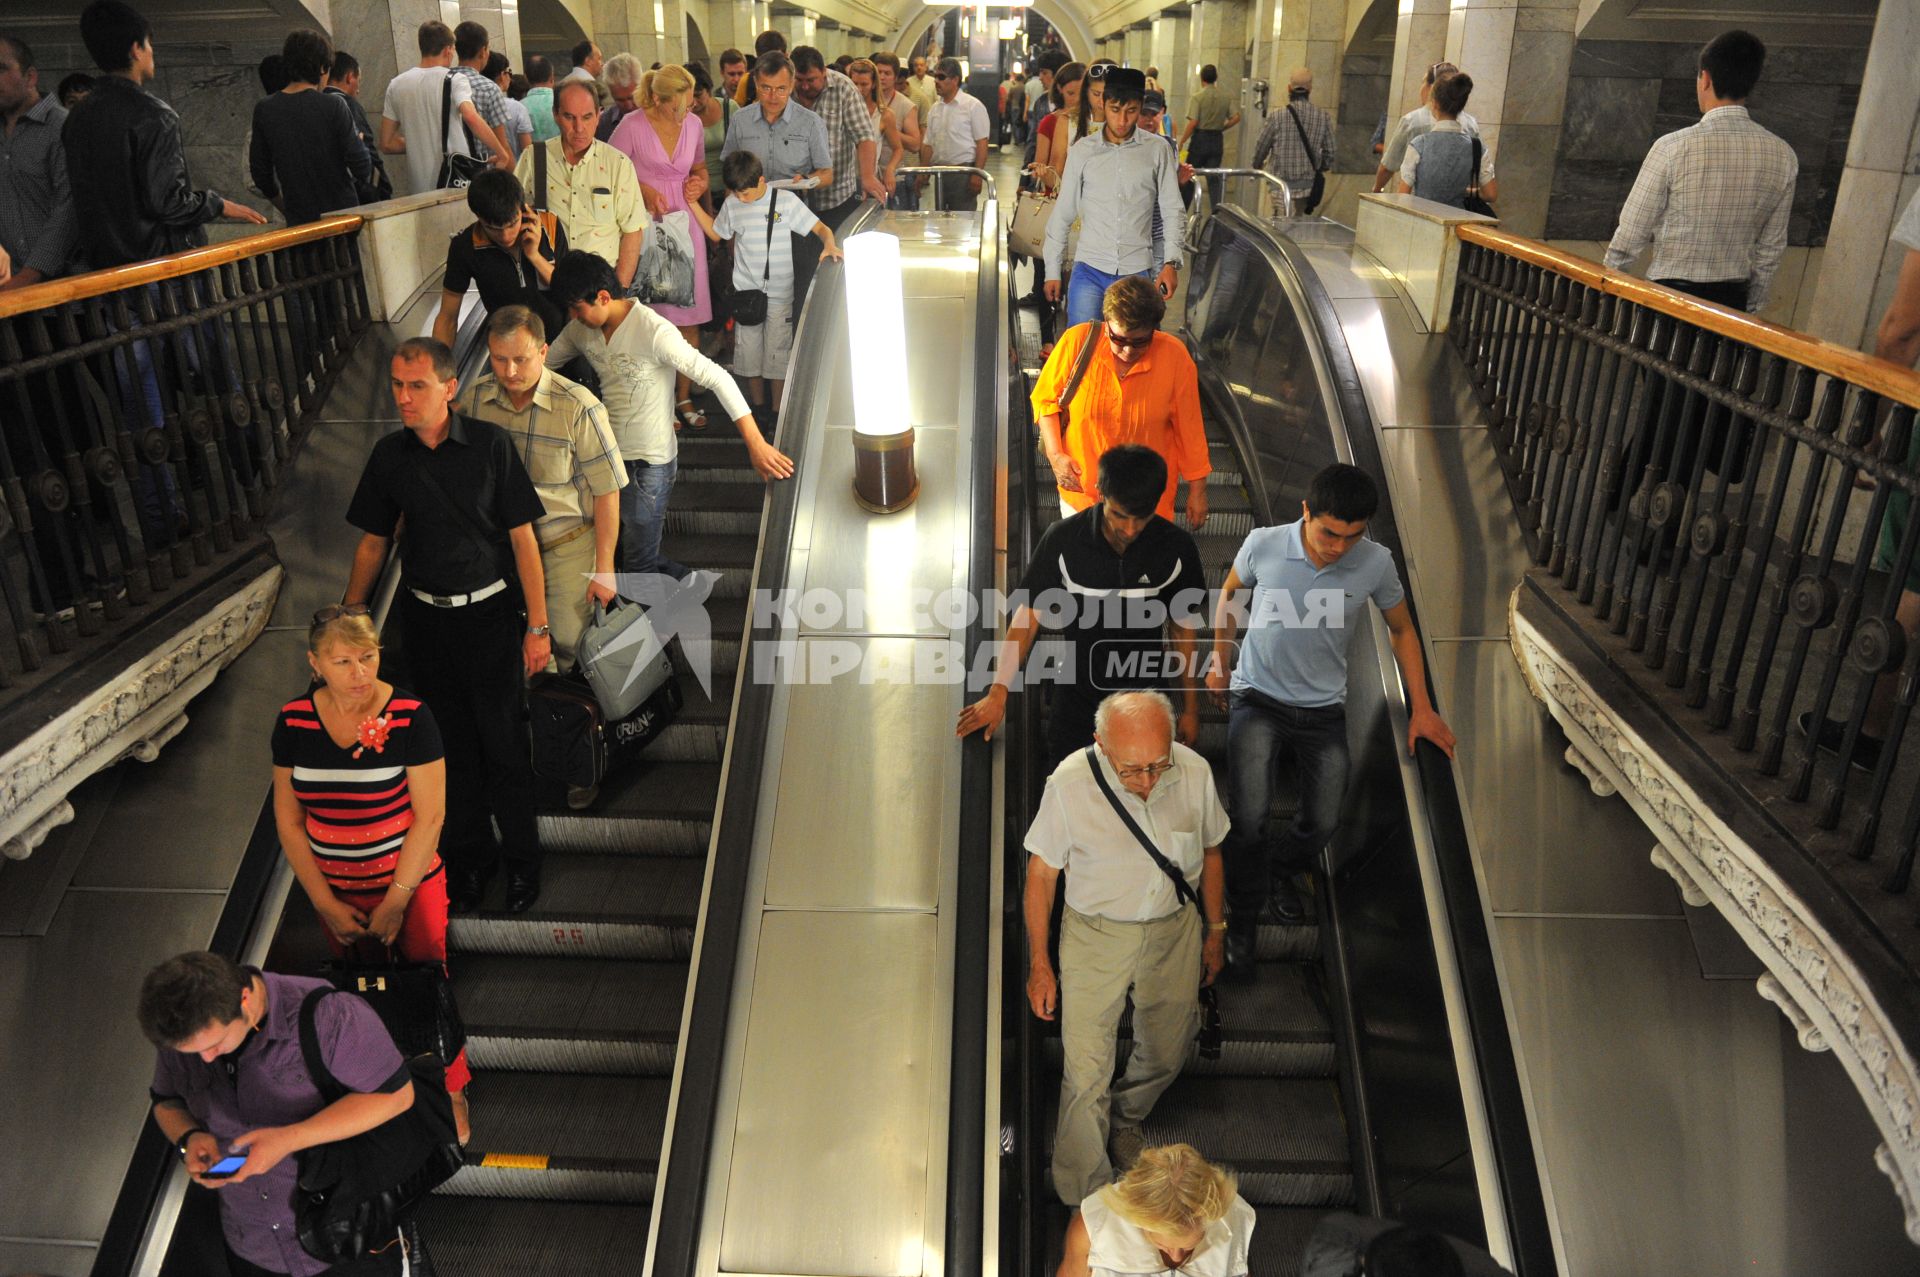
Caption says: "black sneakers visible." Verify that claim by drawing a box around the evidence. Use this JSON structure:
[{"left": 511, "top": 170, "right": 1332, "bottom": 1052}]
[{"left": 1797, "top": 711, "right": 1885, "bottom": 772}]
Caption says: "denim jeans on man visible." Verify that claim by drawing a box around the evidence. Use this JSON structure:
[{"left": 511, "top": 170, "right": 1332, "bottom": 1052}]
[
  {"left": 621, "top": 456, "right": 689, "bottom": 580},
  {"left": 1223, "top": 687, "right": 1348, "bottom": 923},
  {"left": 1064, "top": 262, "right": 1153, "bottom": 330}
]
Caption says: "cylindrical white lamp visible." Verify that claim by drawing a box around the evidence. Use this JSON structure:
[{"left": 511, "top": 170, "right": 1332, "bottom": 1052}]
[{"left": 844, "top": 231, "right": 919, "bottom": 513}]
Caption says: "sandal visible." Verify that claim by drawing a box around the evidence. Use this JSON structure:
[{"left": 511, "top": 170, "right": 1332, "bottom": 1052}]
[{"left": 675, "top": 399, "right": 709, "bottom": 431}]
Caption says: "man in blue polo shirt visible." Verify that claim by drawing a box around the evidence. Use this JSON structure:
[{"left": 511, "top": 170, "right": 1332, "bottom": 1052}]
[
  {"left": 1206, "top": 464, "right": 1455, "bottom": 970},
  {"left": 720, "top": 50, "right": 831, "bottom": 198}
]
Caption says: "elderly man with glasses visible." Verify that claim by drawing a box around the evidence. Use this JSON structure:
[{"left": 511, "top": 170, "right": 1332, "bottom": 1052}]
[{"left": 1021, "top": 687, "right": 1228, "bottom": 1205}]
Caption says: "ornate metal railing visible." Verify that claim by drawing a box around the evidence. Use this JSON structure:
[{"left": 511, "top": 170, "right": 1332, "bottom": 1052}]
[
  {"left": 1449, "top": 226, "right": 1920, "bottom": 891},
  {"left": 0, "top": 217, "right": 370, "bottom": 693}
]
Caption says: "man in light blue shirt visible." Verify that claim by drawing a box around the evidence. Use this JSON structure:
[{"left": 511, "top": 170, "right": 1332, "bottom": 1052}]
[
  {"left": 1206, "top": 464, "right": 1455, "bottom": 967},
  {"left": 1043, "top": 67, "right": 1185, "bottom": 330},
  {"left": 720, "top": 51, "right": 831, "bottom": 191}
]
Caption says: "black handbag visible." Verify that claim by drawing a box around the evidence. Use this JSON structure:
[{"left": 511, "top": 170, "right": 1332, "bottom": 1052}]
[
  {"left": 435, "top": 73, "right": 490, "bottom": 189},
  {"left": 727, "top": 190, "right": 780, "bottom": 326},
  {"left": 321, "top": 940, "right": 467, "bottom": 1067},
  {"left": 1287, "top": 104, "right": 1325, "bottom": 216},
  {"left": 294, "top": 989, "right": 464, "bottom": 1264},
  {"left": 1463, "top": 138, "right": 1496, "bottom": 218},
  {"left": 1085, "top": 747, "right": 1224, "bottom": 1060}
]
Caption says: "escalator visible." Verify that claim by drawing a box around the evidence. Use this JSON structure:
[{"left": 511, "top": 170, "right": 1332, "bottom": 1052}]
[{"left": 1001, "top": 193, "right": 1557, "bottom": 1276}]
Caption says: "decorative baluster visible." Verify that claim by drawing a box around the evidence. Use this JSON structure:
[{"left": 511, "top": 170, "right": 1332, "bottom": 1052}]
[
  {"left": 1644, "top": 332, "right": 1732, "bottom": 673},
  {"left": 53, "top": 302, "right": 152, "bottom": 610}
]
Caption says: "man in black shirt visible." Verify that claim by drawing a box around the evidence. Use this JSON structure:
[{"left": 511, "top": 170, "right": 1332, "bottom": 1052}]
[
  {"left": 958, "top": 444, "right": 1208, "bottom": 764},
  {"left": 249, "top": 29, "right": 370, "bottom": 225},
  {"left": 63, "top": 0, "right": 265, "bottom": 269},
  {"left": 343, "top": 336, "right": 551, "bottom": 914},
  {"left": 324, "top": 51, "right": 393, "bottom": 203},
  {"left": 432, "top": 169, "right": 566, "bottom": 348}
]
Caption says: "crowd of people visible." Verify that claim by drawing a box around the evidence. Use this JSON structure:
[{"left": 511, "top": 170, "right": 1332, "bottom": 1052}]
[{"left": 2, "top": 6, "right": 1916, "bottom": 1276}]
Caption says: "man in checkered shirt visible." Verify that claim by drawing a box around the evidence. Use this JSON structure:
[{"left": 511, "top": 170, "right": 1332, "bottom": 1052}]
[
  {"left": 452, "top": 20, "right": 514, "bottom": 158},
  {"left": 1603, "top": 29, "right": 1796, "bottom": 314},
  {"left": 788, "top": 45, "right": 882, "bottom": 309}
]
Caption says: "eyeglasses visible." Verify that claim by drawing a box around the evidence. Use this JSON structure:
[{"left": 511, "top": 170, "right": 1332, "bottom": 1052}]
[
  {"left": 312, "top": 603, "right": 370, "bottom": 626},
  {"left": 1105, "top": 325, "right": 1154, "bottom": 349},
  {"left": 1113, "top": 756, "right": 1175, "bottom": 781},
  {"left": 934, "top": 72, "right": 957, "bottom": 81}
]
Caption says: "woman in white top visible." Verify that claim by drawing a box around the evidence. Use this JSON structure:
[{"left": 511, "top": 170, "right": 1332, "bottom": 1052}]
[{"left": 1060, "top": 1144, "right": 1256, "bottom": 1277}]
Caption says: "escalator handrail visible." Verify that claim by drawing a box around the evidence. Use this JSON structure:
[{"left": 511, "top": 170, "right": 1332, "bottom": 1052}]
[
  {"left": 947, "top": 186, "right": 1007, "bottom": 1277},
  {"left": 89, "top": 301, "right": 494, "bottom": 1277},
  {"left": 1189, "top": 202, "right": 1558, "bottom": 1275},
  {"left": 646, "top": 199, "right": 885, "bottom": 1277}
]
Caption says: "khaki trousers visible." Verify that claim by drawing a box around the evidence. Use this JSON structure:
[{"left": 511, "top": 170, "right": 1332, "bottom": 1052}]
[
  {"left": 1052, "top": 904, "right": 1201, "bottom": 1205},
  {"left": 540, "top": 525, "right": 598, "bottom": 671}
]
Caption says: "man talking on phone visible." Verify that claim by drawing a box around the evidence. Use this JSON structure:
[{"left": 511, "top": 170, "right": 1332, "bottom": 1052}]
[{"left": 139, "top": 951, "right": 418, "bottom": 1275}]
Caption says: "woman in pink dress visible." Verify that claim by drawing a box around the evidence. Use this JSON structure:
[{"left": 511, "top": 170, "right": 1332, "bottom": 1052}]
[{"left": 611, "top": 65, "right": 714, "bottom": 429}]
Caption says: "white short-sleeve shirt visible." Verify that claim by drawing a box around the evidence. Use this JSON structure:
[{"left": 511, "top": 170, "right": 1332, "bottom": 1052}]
[
  {"left": 1025, "top": 741, "right": 1229, "bottom": 922},
  {"left": 1082, "top": 1188, "right": 1256, "bottom": 1277}
]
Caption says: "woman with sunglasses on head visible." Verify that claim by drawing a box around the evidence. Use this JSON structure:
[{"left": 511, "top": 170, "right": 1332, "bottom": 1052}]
[{"left": 269, "top": 604, "right": 470, "bottom": 1142}]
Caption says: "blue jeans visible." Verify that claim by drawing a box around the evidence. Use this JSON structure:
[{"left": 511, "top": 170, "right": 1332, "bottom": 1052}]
[
  {"left": 892, "top": 173, "right": 920, "bottom": 210},
  {"left": 620, "top": 457, "right": 689, "bottom": 580},
  {"left": 1065, "top": 262, "right": 1152, "bottom": 331},
  {"left": 1223, "top": 689, "right": 1349, "bottom": 924}
]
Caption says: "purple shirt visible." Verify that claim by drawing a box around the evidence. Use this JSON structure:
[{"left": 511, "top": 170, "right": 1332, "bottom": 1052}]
[{"left": 150, "top": 972, "right": 408, "bottom": 1275}]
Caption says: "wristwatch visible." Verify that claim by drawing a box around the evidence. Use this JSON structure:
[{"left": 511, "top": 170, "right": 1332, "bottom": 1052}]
[
  {"left": 527, "top": 624, "right": 552, "bottom": 638},
  {"left": 177, "top": 1126, "right": 208, "bottom": 1161}
]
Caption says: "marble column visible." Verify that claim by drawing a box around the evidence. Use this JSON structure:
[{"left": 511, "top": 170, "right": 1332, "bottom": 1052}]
[
  {"left": 1263, "top": 0, "right": 1347, "bottom": 125},
  {"left": 460, "top": 0, "right": 523, "bottom": 66},
  {"left": 1152, "top": 12, "right": 1191, "bottom": 121},
  {"left": 1386, "top": 0, "right": 1447, "bottom": 119},
  {"left": 1187, "top": 0, "right": 1249, "bottom": 160},
  {"left": 1442, "top": 0, "right": 1575, "bottom": 237},
  {"left": 1123, "top": 25, "right": 1149, "bottom": 69},
  {"left": 326, "top": 0, "right": 443, "bottom": 134},
  {"left": 1806, "top": 0, "right": 1920, "bottom": 352}
]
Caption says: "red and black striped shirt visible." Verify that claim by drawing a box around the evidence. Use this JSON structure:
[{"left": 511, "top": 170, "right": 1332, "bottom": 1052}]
[{"left": 270, "top": 688, "right": 446, "bottom": 893}]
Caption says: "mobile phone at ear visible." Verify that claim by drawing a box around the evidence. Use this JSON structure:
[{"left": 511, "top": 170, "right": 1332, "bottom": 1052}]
[{"left": 204, "top": 1154, "right": 248, "bottom": 1178}]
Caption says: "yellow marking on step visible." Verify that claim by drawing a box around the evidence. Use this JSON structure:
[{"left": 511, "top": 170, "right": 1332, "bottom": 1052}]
[{"left": 480, "top": 1152, "right": 550, "bottom": 1170}]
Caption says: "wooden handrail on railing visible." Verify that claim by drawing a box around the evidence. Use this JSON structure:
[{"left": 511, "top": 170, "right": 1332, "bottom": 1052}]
[
  {"left": 0, "top": 214, "right": 365, "bottom": 321},
  {"left": 1450, "top": 222, "right": 1920, "bottom": 908},
  {"left": 1456, "top": 224, "right": 1920, "bottom": 411}
]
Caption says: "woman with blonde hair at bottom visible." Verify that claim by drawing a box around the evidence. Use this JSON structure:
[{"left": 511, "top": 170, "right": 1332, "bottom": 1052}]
[{"left": 1059, "top": 1143, "right": 1256, "bottom": 1276}]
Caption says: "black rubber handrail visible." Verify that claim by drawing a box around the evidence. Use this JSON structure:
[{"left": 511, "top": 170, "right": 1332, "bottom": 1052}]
[
  {"left": 1205, "top": 203, "right": 1557, "bottom": 1275},
  {"left": 946, "top": 187, "right": 1007, "bottom": 1277},
  {"left": 647, "top": 198, "right": 884, "bottom": 1277}
]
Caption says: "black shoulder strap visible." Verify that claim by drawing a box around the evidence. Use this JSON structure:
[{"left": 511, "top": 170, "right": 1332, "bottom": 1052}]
[
  {"left": 535, "top": 136, "right": 548, "bottom": 211},
  {"left": 1287, "top": 103, "right": 1315, "bottom": 165},
  {"left": 440, "top": 72, "right": 455, "bottom": 153},
  {"left": 1469, "top": 137, "right": 1484, "bottom": 197},
  {"left": 1084, "top": 746, "right": 1199, "bottom": 911},
  {"left": 298, "top": 987, "right": 350, "bottom": 1105},
  {"left": 762, "top": 191, "right": 778, "bottom": 283}
]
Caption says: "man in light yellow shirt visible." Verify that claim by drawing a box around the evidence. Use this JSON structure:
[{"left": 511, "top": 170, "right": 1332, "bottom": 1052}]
[
  {"left": 905, "top": 54, "right": 938, "bottom": 131},
  {"left": 514, "top": 81, "right": 646, "bottom": 288}
]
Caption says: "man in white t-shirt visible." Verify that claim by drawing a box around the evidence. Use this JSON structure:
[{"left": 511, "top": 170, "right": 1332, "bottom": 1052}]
[{"left": 379, "top": 19, "right": 511, "bottom": 194}]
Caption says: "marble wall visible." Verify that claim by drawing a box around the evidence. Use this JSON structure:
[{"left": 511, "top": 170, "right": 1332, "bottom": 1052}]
[
  {"left": 1337, "top": 51, "right": 1390, "bottom": 173},
  {"left": 1546, "top": 39, "right": 1869, "bottom": 246}
]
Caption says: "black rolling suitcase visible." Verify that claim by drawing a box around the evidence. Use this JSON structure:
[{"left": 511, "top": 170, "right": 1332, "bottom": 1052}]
[{"left": 529, "top": 668, "right": 682, "bottom": 789}]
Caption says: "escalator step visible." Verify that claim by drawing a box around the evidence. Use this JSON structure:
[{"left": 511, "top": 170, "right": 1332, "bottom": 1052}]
[
  {"left": 536, "top": 761, "right": 721, "bottom": 854},
  {"left": 449, "top": 854, "right": 702, "bottom": 959},
  {"left": 455, "top": 955, "right": 683, "bottom": 1075},
  {"left": 665, "top": 481, "right": 770, "bottom": 535},
  {"left": 656, "top": 533, "right": 757, "bottom": 599},
  {"left": 1249, "top": 1207, "right": 1335, "bottom": 1277},
  {"left": 447, "top": 1071, "right": 670, "bottom": 1198},
  {"left": 1141, "top": 1077, "right": 1353, "bottom": 1206},
  {"left": 415, "top": 1199, "right": 655, "bottom": 1275}
]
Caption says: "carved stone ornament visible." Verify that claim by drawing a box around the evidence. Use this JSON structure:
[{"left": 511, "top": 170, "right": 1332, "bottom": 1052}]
[
  {"left": 1509, "top": 589, "right": 1920, "bottom": 1245},
  {"left": 0, "top": 565, "right": 282, "bottom": 861}
]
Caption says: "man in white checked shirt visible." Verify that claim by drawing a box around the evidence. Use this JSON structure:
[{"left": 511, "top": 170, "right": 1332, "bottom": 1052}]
[{"left": 1603, "top": 30, "right": 1796, "bottom": 314}]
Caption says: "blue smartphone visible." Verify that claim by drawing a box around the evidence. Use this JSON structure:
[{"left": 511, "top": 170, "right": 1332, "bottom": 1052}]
[{"left": 204, "top": 1154, "right": 247, "bottom": 1178}]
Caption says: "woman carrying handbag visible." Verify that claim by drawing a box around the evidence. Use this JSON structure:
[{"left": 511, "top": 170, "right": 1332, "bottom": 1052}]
[{"left": 270, "top": 606, "right": 469, "bottom": 1144}]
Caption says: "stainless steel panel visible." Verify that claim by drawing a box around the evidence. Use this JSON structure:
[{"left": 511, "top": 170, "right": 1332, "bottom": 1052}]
[
  {"left": 1494, "top": 915, "right": 1795, "bottom": 1276},
  {"left": 1289, "top": 240, "right": 1401, "bottom": 300},
  {"left": 903, "top": 297, "right": 970, "bottom": 429},
  {"left": 719, "top": 910, "right": 939, "bottom": 1276},
  {"left": 1373, "top": 426, "right": 1534, "bottom": 640},
  {"left": 799, "top": 429, "right": 965, "bottom": 637},
  {"left": 1330, "top": 294, "right": 1484, "bottom": 429},
  {"left": 0, "top": 890, "right": 226, "bottom": 1242},
  {"left": 1427, "top": 641, "right": 1684, "bottom": 917},
  {"left": 0, "top": 1239, "right": 94, "bottom": 1277},
  {"left": 766, "top": 640, "right": 956, "bottom": 912}
]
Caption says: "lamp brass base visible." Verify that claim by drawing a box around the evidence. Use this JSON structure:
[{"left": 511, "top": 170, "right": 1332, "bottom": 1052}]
[{"left": 851, "top": 426, "right": 919, "bottom": 514}]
